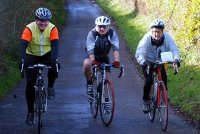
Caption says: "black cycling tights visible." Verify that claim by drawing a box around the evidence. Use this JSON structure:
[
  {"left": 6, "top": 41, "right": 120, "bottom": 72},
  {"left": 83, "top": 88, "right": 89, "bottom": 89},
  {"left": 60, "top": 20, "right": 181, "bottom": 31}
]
[
  {"left": 25, "top": 53, "right": 58, "bottom": 113},
  {"left": 25, "top": 68, "right": 57, "bottom": 113},
  {"left": 142, "top": 65, "right": 167, "bottom": 100}
]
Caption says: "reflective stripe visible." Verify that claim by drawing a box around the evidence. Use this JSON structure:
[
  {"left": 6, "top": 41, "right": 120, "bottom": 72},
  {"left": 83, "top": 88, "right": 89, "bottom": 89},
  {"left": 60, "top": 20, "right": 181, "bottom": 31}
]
[{"left": 40, "top": 33, "right": 44, "bottom": 56}]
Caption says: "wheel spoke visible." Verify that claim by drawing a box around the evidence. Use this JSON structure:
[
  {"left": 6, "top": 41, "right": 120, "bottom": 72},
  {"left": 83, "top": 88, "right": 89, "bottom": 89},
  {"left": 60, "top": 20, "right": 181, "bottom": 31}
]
[
  {"left": 90, "top": 78, "right": 98, "bottom": 118},
  {"left": 159, "top": 83, "right": 168, "bottom": 131},
  {"left": 100, "top": 80, "right": 115, "bottom": 127}
]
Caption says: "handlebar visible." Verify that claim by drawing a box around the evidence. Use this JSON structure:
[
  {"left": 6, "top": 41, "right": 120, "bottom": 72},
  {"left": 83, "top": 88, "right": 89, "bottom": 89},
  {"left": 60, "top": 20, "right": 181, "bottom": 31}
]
[
  {"left": 146, "top": 61, "right": 178, "bottom": 75},
  {"left": 93, "top": 63, "right": 125, "bottom": 78},
  {"left": 28, "top": 64, "right": 51, "bottom": 69},
  {"left": 21, "top": 62, "right": 60, "bottom": 78}
]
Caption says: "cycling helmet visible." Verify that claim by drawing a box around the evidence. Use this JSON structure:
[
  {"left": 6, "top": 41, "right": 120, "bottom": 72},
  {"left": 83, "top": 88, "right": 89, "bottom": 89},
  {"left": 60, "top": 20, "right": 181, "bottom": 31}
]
[
  {"left": 35, "top": 7, "right": 52, "bottom": 20},
  {"left": 95, "top": 16, "right": 111, "bottom": 25},
  {"left": 150, "top": 19, "right": 165, "bottom": 29}
]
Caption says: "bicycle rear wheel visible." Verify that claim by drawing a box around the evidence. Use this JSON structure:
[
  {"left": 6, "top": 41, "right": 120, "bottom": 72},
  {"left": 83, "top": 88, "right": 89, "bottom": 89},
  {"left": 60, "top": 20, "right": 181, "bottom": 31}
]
[
  {"left": 158, "top": 82, "right": 168, "bottom": 131},
  {"left": 90, "top": 78, "right": 99, "bottom": 118},
  {"left": 34, "top": 90, "right": 42, "bottom": 134},
  {"left": 148, "top": 85, "right": 156, "bottom": 122},
  {"left": 100, "top": 79, "right": 115, "bottom": 127}
]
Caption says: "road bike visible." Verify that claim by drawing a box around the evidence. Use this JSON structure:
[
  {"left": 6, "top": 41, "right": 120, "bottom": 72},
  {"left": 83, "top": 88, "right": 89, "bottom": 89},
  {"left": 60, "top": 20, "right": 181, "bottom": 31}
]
[
  {"left": 28, "top": 64, "right": 51, "bottom": 134},
  {"left": 89, "top": 63, "right": 124, "bottom": 127},
  {"left": 21, "top": 62, "right": 59, "bottom": 134},
  {"left": 147, "top": 61, "right": 178, "bottom": 131}
]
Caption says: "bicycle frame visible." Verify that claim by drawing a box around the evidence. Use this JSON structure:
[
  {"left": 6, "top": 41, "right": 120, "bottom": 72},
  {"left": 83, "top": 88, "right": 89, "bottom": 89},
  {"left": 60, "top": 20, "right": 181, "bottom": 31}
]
[
  {"left": 28, "top": 64, "right": 51, "bottom": 134},
  {"left": 34, "top": 65, "right": 48, "bottom": 112},
  {"left": 90, "top": 63, "right": 124, "bottom": 127},
  {"left": 148, "top": 61, "right": 178, "bottom": 131},
  {"left": 153, "top": 64, "right": 166, "bottom": 108}
]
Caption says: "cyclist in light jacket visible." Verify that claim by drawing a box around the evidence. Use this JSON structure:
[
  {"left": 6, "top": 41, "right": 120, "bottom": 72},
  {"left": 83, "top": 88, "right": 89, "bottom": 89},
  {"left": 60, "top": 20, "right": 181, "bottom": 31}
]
[{"left": 135, "top": 19, "right": 180, "bottom": 113}]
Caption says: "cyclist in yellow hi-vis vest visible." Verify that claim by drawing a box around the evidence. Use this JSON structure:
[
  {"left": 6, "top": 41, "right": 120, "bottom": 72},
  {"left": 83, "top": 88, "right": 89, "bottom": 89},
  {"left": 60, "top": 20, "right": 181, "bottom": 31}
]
[{"left": 19, "top": 7, "right": 60, "bottom": 125}]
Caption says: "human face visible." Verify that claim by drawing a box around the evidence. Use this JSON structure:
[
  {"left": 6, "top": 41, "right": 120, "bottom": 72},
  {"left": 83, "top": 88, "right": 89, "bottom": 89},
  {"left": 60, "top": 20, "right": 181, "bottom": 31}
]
[
  {"left": 96, "top": 25, "right": 109, "bottom": 35},
  {"left": 151, "top": 27, "right": 163, "bottom": 41},
  {"left": 35, "top": 19, "right": 49, "bottom": 31}
]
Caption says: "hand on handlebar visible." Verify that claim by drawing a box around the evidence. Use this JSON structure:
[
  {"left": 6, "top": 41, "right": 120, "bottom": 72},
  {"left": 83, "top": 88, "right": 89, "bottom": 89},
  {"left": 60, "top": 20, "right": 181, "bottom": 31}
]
[
  {"left": 112, "top": 61, "right": 120, "bottom": 68},
  {"left": 142, "top": 60, "right": 151, "bottom": 70},
  {"left": 92, "top": 60, "right": 101, "bottom": 66},
  {"left": 173, "top": 59, "right": 180, "bottom": 67},
  {"left": 173, "top": 59, "right": 180, "bottom": 75}
]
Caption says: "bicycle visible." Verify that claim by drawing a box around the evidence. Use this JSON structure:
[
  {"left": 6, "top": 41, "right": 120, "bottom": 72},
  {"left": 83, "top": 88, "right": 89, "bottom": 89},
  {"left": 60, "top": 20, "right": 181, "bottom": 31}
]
[
  {"left": 147, "top": 61, "right": 178, "bottom": 131},
  {"left": 28, "top": 63, "right": 51, "bottom": 134},
  {"left": 89, "top": 63, "right": 124, "bottom": 127}
]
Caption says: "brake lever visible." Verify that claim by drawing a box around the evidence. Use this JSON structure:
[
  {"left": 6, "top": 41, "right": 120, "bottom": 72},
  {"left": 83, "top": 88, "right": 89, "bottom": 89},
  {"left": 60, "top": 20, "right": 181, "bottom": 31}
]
[
  {"left": 56, "top": 63, "right": 59, "bottom": 73},
  {"left": 147, "top": 65, "right": 150, "bottom": 75},
  {"left": 173, "top": 64, "right": 178, "bottom": 75},
  {"left": 118, "top": 65, "right": 124, "bottom": 78},
  {"left": 20, "top": 62, "right": 24, "bottom": 78}
]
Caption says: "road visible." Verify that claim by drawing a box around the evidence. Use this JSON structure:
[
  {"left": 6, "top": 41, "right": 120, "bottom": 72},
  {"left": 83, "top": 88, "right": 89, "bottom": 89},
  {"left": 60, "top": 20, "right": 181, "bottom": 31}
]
[{"left": 0, "top": 0, "right": 199, "bottom": 134}]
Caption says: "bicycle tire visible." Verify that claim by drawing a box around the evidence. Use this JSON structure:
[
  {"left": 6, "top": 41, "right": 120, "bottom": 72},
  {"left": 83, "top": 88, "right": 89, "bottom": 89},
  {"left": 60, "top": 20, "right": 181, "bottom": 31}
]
[
  {"left": 34, "top": 93, "right": 38, "bottom": 125},
  {"left": 38, "top": 111, "right": 42, "bottom": 134},
  {"left": 43, "top": 87, "right": 48, "bottom": 112},
  {"left": 38, "top": 86, "right": 43, "bottom": 134},
  {"left": 90, "top": 78, "right": 99, "bottom": 118},
  {"left": 158, "top": 82, "right": 168, "bottom": 131},
  {"left": 100, "top": 79, "right": 115, "bottom": 127},
  {"left": 148, "top": 84, "right": 156, "bottom": 122}
]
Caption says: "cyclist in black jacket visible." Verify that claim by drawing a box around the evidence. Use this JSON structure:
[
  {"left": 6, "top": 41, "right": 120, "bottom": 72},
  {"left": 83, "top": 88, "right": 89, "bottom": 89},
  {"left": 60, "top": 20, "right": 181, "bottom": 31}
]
[{"left": 83, "top": 16, "right": 120, "bottom": 102}]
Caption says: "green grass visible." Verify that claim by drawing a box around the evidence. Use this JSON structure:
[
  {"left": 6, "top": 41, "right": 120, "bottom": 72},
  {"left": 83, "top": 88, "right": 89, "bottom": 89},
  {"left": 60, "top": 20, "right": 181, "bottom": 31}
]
[
  {"left": 0, "top": 61, "right": 21, "bottom": 97},
  {"left": 97, "top": 0, "right": 200, "bottom": 122}
]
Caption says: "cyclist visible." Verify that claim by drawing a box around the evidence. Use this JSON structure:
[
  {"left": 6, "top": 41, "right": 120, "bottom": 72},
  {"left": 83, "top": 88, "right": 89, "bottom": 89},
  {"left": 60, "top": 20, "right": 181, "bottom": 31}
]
[
  {"left": 19, "top": 7, "right": 60, "bottom": 125},
  {"left": 83, "top": 16, "right": 120, "bottom": 102},
  {"left": 135, "top": 19, "right": 180, "bottom": 113}
]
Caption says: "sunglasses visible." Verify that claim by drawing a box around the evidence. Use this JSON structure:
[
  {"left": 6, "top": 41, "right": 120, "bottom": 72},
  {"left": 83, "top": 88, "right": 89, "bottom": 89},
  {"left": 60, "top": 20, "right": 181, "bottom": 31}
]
[
  {"left": 98, "top": 25, "right": 107, "bottom": 28},
  {"left": 37, "top": 19, "right": 48, "bottom": 22}
]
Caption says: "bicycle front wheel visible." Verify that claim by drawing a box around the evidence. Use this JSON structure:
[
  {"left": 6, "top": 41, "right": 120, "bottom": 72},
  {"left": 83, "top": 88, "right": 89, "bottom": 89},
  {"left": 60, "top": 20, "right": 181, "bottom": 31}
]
[
  {"left": 158, "top": 82, "right": 168, "bottom": 131},
  {"left": 38, "top": 109, "right": 42, "bottom": 134},
  {"left": 100, "top": 79, "right": 115, "bottom": 127},
  {"left": 38, "top": 87, "right": 44, "bottom": 134},
  {"left": 90, "top": 78, "right": 99, "bottom": 118},
  {"left": 43, "top": 87, "right": 48, "bottom": 112},
  {"left": 148, "top": 85, "right": 156, "bottom": 122}
]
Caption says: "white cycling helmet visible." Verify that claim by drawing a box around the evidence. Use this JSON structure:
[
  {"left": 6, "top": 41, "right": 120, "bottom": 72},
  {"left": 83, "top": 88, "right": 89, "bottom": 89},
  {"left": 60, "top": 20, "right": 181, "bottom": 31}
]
[
  {"left": 35, "top": 7, "right": 52, "bottom": 20},
  {"left": 150, "top": 19, "right": 165, "bottom": 29},
  {"left": 95, "top": 16, "right": 111, "bottom": 25}
]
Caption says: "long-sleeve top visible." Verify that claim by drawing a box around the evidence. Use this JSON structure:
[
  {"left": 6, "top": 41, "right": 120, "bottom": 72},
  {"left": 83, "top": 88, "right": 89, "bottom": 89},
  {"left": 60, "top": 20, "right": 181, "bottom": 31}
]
[
  {"left": 86, "top": 28, "right": 119, "bottom": 57},
  {"left": 135, "top": 31, "right": 180, "bottom": 65}
]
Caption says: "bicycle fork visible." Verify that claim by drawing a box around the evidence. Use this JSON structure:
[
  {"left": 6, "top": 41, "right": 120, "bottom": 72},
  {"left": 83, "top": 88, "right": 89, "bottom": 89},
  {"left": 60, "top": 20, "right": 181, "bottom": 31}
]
[{"left": 156, "top": 81, "right": 167, "bottom": 108}]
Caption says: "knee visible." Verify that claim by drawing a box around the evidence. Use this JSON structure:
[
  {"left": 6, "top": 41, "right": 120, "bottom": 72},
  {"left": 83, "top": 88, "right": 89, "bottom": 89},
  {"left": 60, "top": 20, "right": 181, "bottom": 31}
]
[{"left": 83, "top": 59, "right": 91, "bottom": 71}]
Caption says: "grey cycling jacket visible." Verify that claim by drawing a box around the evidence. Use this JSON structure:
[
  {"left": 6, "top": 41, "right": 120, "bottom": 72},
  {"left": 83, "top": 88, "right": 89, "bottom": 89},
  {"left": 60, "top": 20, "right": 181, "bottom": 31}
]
[
  {"left": 86, "top": 29, "right": 119, "bottom": 56},
  {"left": 135, "top": 31, "right": 180, "bottom": 65}
]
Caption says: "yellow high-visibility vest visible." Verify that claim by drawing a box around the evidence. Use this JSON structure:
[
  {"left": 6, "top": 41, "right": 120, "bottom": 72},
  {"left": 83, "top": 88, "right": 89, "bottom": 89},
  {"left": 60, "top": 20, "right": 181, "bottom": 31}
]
[{"left": 26, "top": 22, "right": 55, "bottom": 56}]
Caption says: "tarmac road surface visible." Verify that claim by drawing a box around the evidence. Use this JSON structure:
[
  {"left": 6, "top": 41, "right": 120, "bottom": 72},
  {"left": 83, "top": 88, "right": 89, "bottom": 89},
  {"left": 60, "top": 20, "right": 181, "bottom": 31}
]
[{"left": 0, "top": 0, "right": 199, "bottom": 134}]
